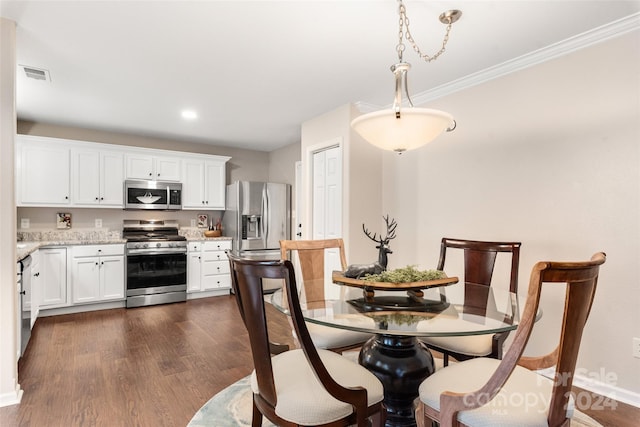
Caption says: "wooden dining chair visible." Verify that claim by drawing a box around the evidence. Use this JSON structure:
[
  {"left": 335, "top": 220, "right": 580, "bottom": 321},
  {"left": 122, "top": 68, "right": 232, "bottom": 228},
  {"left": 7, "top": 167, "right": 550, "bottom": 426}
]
[
  {"left": 228, "top": 252, "right": 385, "bottom": 427},
  {"left": 421, "top": 238, "right": 521, "bottom": 366},
  {"left": 280, "top": 238, "right": 373, "bottom": 353},
  {"left": 417, "top": 252, "right": 606, "bottom": 427}
]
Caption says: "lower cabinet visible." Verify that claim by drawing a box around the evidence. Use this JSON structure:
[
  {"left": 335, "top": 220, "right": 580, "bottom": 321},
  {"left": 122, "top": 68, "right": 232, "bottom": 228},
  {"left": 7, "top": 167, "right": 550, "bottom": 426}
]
[
  {"left": 187, "top": 240, "right": 232, "bottom": 294},
  {"left": 71, "top": 244, "right": 125, "bottom": 304},
  {"left": 39, "top": 247, "right": 68, "bottom": 308}
]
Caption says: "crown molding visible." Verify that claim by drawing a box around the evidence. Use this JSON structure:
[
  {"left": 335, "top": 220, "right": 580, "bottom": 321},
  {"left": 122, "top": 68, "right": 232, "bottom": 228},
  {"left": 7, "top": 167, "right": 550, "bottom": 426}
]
[{"left": 355, "top": 12, "right": 640, "bottom": 112}]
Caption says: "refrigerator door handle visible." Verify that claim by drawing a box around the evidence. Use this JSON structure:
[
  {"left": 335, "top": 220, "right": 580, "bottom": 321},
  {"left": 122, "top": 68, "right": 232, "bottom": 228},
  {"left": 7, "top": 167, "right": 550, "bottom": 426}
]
[{"left": 261, "top": 185, "right": 268, "bottom": 247}]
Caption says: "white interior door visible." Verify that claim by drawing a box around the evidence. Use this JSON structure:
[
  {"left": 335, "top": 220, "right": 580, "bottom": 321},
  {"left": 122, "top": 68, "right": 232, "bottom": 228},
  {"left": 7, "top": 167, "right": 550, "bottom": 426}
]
[
  {"left": 311, "top": 145, "right": 342, "bottom": 298},
  {"left": 294, "top": 161, "right": 302, "bottom": 240}
]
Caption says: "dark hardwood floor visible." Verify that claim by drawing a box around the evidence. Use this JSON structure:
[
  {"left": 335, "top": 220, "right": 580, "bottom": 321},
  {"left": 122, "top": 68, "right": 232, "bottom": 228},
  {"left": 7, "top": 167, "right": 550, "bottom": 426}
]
[{"left": 0, "top": 295, "right": 636, "bottom": 426}]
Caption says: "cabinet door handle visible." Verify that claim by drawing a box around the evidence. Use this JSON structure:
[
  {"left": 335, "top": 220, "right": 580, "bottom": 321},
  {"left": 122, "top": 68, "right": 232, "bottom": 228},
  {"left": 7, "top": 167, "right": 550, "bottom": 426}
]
[
  {"left": 149, "top": 172, "right": 153, "bottom": 176},
  {"left": 65, "top": 196, "right": 69, "bottom": 200},
  {"left": 95, "top": 262, "right": 99, "bottom": 266},
  {"left": 100, "top": 197, "right": 104, "bottom": 201},
  {"left": 95, "top": 197, "right": 99, "bottom": 201}
]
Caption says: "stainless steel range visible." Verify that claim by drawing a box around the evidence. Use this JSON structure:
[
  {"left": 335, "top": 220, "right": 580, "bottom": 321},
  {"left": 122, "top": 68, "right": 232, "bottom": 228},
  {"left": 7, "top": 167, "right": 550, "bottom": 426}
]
[{"left": 123, "top": 219, "right": 187, "bottom": 308}]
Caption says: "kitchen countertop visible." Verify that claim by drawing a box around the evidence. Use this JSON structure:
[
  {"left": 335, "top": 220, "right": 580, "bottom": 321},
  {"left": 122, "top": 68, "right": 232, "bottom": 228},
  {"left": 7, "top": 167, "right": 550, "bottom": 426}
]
[
  {"left": 17, "top": 234, "right": 233, "bottom": 262},
  {"left": 17, "top": 238, "right": 128, "bottom": 262}
]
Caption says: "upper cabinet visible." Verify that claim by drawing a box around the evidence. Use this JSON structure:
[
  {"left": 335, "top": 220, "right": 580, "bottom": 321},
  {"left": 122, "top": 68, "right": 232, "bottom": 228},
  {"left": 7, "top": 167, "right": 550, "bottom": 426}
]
[
  {"left": 182, "top": 158, "right": 228, "bottom": 210},
  {"left": 15, "top": 134, "right": 230, "bottom": 209},
  {"left": 16, "top": 136, "right": 71, "bottom": 206},
  {"left": 72, "top": 149, "right": 124, "bottom": 207},
  {"left": 125, "top": 153, "right": 181, "bottom": 181}
]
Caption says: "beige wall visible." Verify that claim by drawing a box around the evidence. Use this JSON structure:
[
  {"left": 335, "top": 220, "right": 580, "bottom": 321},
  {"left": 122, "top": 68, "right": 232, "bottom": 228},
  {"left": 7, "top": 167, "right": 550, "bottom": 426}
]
[
  {"left": 300, "top": 103, "right": 383, "bottom": 264},
  {"left": 0, "top": 17, "right": 20, "bottom": 406},
  {"left": 267, "top": 141, "right": 299, "bottom": 186},
  {"left": 383, "top": 31, "right": 640, "bottom": 395}
]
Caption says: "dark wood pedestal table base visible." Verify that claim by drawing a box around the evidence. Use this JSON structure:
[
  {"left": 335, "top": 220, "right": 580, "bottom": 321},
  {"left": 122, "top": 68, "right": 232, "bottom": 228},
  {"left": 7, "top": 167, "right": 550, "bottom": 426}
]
[{"left": 360, "top": 334, "right": 434, "bottom": 427}]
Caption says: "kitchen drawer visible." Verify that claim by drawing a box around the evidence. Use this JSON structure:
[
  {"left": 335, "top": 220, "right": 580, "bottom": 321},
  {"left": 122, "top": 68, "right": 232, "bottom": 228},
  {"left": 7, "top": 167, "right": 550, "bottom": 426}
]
[
  {"left": 202, "top": 250, "right": 228, "bottom": 262},
  {"left": 202, "top": 272, "right": 231, "bottom": 291},
  {"left": 72, "top": 244, "right": 124, "bottom": 258},
  {"left": 203, "top": 240, "right": 231, "bottom": 252},
  {"left": 188, "top": 242, "right": 202, "bottom": 252},
  {"left": 202, "top": 259, "right": 230, "bottom": 276}
]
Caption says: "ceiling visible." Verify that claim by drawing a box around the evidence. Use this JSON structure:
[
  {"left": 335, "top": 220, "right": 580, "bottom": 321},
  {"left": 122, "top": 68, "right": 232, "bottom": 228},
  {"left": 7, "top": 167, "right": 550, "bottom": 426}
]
[{"left": 2, "top": 1, "right": 639, "bottom": 152}]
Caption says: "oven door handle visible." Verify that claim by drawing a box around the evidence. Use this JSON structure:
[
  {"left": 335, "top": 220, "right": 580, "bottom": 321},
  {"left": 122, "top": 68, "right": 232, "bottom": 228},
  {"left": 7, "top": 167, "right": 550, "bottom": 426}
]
[{"left": 126, "top": 249, "right": 187, "bottom": 256}]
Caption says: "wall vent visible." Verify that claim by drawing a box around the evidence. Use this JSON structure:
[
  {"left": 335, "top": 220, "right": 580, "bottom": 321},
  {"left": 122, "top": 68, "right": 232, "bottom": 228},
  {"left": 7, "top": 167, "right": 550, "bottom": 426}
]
[{"left": 20, "top": 65, "right": 51, "bottom": 82}]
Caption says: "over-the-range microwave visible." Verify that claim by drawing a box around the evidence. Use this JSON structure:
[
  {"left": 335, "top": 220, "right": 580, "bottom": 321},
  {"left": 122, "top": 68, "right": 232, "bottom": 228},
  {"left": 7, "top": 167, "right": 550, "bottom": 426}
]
[{"left": 124, "top": 180, "right": 182, "bottom": 210}]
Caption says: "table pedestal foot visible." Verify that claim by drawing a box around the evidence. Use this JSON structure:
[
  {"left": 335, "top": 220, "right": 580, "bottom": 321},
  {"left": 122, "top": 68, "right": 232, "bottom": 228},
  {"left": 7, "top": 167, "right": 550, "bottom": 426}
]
[{"left": 359, "top": 335, "right": 435, "bottom": 427}]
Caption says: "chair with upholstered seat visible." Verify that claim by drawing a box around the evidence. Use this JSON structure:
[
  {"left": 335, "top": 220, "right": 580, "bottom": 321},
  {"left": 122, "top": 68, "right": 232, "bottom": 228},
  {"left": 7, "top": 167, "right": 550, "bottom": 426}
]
[
  {"left": 228, "top": 252, "right": 385, "bottom": 427},
  {"left": 421, "top": 238, "right": 521, "bottom": 366},
  {"left": 418, "top": 252, "right": 606, "bottom": 427},
  {"left": 280, "top": 238, "right": 373, "bottom": 353}
]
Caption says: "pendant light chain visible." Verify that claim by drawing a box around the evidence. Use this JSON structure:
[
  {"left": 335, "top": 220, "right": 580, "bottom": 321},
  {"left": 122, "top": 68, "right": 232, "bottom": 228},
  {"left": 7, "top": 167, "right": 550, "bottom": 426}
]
[{"left": 396, "top": 0, "right": 455, "bottom": 64}]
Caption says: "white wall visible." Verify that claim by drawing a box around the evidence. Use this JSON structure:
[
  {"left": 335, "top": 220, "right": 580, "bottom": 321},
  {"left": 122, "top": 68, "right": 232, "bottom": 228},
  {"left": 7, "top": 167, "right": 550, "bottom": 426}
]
[
  {"left": 383, "top": 31, "right": 640, "bottom": 395},
  {"left": 0, "top": 17, "right": 21, "bottom": 407}
]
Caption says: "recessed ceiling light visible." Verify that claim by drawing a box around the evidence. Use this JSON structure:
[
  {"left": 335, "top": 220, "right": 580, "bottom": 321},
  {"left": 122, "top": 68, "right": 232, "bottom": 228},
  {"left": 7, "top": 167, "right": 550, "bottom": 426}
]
[{"left": 181, "top": 110, "right": 198, "bottom": 120}]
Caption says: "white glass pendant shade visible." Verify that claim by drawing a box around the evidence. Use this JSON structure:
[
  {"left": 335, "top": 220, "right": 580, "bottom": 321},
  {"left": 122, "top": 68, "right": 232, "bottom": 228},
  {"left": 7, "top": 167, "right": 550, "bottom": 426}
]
[{"left": 351, "top": 108, "right": 454, "bottom": 153}]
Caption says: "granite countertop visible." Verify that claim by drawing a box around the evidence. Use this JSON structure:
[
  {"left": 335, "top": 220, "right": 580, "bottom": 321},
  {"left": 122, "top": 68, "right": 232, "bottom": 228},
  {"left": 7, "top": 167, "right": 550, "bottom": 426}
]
[
  {"left": 16, "top": 238, "right": 128, "bottom": 262},
  {"left": 185, "top": 236, "right": 232, "bottom": 241},
  {"left": 17, "top": 228, "right": 232, "bottom": 262}
]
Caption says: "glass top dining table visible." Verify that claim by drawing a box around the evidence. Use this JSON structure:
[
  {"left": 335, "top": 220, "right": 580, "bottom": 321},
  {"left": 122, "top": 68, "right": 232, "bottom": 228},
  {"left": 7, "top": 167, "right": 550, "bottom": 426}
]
[{"left": 270, "top": 275, "right": 528, "bottom": 427}]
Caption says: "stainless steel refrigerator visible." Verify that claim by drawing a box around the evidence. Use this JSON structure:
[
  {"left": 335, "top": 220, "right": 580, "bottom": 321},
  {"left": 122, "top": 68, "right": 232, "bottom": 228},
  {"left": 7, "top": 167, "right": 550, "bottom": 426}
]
[{"left": 223, "top": 181, "right": 291, "bottom": 260}]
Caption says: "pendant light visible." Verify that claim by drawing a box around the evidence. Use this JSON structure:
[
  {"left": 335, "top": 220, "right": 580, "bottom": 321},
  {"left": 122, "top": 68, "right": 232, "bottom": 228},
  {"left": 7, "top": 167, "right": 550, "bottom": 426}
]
[{"left": 351, "top": 1, "right": 461, "bottom": 153}]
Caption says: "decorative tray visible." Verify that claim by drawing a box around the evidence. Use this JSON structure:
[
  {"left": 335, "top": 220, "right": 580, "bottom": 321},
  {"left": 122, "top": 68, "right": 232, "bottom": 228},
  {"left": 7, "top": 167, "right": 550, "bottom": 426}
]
[{"left": 332, "top": 271, "right": 458, "bottom": 300}]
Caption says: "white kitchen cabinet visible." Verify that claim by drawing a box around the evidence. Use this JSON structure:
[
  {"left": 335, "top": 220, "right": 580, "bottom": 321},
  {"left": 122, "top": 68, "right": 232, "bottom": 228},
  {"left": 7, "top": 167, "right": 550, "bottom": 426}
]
[
  {"left": 16, "top": 136, "right": 71, "bottom": 206},
  {"left": 187, "top": 243, "right": 203, "bottom": 293},
  {"left": 182, "top": 157, "right": 228, "bottom": 209},
  {"left": 71, "top": 148, "right": 124, "bottom": 207},
  {"left": 71, "top": 244, "right": 125, "bottom": 304},
  {"left": 29, "top": 251, "right": 41, "bottom": 327},
  {"left": 126, "top": 153, "right": 181, "bottom": 181},
  {"left": 39, "top": 247, "right": 68, "bottom": 308},
  {"left": 187, "top": 240, "right": 232, "bottom": 293}
]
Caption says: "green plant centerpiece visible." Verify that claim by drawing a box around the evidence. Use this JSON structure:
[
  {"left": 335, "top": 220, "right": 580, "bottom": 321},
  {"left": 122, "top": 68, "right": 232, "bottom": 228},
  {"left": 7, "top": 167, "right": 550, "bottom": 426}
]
[{"left": 361, "top": 265, "right": 446, "bottom": 283}]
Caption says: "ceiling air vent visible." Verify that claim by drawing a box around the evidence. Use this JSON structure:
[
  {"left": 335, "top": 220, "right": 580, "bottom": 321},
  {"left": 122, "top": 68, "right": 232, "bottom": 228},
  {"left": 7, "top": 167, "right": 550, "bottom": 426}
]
[{"left": 20, "top": 65, "right": 51, "bottom": 82}]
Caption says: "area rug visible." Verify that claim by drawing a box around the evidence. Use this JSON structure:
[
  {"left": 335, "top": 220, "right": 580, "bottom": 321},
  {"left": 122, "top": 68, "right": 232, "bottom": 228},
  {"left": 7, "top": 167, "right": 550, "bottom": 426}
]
[{"left": 187, "top": 376, "right": 604, "bottom": 427}]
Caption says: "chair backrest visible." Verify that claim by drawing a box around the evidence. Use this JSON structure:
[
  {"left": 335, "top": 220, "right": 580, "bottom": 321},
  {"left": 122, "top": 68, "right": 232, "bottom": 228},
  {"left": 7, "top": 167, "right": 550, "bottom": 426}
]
[
  {"left": 437, "top": 238, "right": 521, "bottom": 308},
  {"left": 228, "top": 253, "right": 285, "bottom": 408},
  {"left": 280, "top": 238, "right": 348, "bottom": 302},
  {"left": 437, "top": 252, "right": 606, "bottom": 427},
  {"left": 522, "top": 252, "right": 606, "bottom": 426}
]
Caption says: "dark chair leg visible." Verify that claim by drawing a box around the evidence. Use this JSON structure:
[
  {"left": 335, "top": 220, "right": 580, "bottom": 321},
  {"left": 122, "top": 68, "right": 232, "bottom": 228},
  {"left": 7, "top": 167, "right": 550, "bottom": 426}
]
[{"left": 251, "top": 400, "right": 262, "bottom": 427}]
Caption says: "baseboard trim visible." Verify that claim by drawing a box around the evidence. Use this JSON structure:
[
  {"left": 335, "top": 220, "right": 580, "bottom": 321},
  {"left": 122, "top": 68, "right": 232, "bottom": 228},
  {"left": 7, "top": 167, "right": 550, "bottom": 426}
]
[
  {"left": 0, "top": 387, "right": 23, "bottom": 408},
  {"left": 37, "top": 301, "right": 125, "bottom": 317},
  {"left": 187, "top": 289, "right": 231, "bottom": 300},
  {"left": 538, "top": 367, "right": 640, "bottom": 409}
]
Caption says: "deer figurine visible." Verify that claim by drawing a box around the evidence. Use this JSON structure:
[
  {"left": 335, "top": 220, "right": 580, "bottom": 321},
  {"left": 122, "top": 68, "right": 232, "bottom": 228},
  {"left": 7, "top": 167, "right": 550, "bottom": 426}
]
[{"left": 344, "top": 215, "right": 397, "bottom": 279}]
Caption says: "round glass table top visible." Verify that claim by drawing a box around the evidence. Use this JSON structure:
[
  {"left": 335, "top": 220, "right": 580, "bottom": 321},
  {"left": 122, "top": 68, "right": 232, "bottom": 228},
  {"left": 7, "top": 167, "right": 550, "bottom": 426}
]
[{"left": 271, "top": 282, "right": 527, "bottom": 338}]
